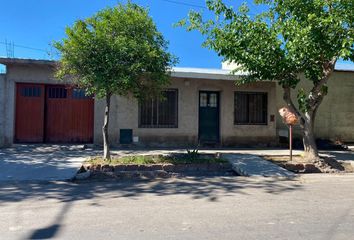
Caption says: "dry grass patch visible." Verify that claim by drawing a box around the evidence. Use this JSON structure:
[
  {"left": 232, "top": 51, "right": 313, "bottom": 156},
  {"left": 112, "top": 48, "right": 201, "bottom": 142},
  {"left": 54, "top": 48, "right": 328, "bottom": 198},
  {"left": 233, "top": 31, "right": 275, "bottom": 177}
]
[{"left": 85, "top": 154, "right": 227, "bottom": 166}]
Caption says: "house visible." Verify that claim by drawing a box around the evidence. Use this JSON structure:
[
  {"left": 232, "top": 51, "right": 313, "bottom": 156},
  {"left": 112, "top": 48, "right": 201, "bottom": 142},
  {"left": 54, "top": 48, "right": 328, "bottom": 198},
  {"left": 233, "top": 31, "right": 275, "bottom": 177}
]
[{"left": 0, "top": 57, "right": 353, "bottom": 148}]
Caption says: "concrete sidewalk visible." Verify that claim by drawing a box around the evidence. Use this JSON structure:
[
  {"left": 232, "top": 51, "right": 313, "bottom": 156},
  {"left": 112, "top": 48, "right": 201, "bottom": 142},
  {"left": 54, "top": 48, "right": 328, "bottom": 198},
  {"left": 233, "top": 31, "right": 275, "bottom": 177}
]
[
  {"left": 0, "top": 145, "right": 99, "bottom": 181},
  {"left": 222, "top": 154, "right": 295, "bottom": 178},
  {"left": 0, "top": 145, "right": 352, "bottom": 181}
]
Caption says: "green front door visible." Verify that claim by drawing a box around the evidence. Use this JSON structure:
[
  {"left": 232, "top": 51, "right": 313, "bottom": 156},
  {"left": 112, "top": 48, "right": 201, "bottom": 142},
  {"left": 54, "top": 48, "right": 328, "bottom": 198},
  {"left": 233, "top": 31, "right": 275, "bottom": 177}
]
[{"left": 199, "top": 91, "right": 220, "bottom": 144}]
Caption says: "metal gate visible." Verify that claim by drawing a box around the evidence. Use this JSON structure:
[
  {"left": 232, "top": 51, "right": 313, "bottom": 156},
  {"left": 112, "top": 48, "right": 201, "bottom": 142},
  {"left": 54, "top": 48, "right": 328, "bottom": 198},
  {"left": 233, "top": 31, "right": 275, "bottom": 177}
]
[
  {"left": 15, "top": 83, "right": 45, "bottom": 142},
  {"left": 15, "top": 83, "right": 94, "bottom": 143}
]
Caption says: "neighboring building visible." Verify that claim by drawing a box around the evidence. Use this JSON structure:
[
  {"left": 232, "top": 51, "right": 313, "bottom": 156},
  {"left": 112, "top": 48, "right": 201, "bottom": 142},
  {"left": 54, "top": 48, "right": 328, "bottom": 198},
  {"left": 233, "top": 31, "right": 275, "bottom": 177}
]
[
  {"left": 276, "top": 70, "right": 354, "bottom": 142},
  {"left": 0, "top": 57, "right": 353, "bottom": 147}
]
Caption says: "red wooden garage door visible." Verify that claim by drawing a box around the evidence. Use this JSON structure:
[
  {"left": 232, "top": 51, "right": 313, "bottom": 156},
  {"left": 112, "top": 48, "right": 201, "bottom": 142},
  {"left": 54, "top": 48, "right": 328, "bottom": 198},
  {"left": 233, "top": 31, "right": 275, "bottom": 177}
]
[
  {"left": 15, "top": 83, "right": 94, "bottom": 143},
  {"left": 15, "top": 84, "right": 45, "bottom": 142},
  {"left": 45, "top": 85, "right": 94, "bottom": 143}
]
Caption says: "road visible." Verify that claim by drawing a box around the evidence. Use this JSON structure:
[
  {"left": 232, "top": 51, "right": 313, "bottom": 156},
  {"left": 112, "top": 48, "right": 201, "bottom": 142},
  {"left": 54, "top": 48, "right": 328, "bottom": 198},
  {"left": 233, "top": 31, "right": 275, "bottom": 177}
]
[{"left": 1, "top": 174, "right": 354, "bottom": 240}]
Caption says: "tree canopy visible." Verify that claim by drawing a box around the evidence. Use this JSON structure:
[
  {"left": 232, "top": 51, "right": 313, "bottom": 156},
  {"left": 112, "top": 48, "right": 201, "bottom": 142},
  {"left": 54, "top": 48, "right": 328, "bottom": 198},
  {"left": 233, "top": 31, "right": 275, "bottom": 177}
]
[
  {"left": 54, "top": 2, "right": 177, "bottom": 160},
  {"left": 181, "top": 0, "right": 353, "bottom": 89},
  {"left": 55, "top": 2, "right": 177, "bottom": 100}
]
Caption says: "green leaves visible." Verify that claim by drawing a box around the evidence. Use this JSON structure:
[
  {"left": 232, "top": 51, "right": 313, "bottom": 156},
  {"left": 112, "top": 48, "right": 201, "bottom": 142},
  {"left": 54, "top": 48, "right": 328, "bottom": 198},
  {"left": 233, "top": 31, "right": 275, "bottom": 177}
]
[
  {"left": 54, "top": 2, "right": 177, "bottom": 100},
  {"left": 180, "top": 0, "right": 353, "bottom": 87},
  {"left": 180, "top": 0, "right": 353, "bottom": 120},
  {"left": 297, "top": 88, "right": 310, "bottom": 113}
]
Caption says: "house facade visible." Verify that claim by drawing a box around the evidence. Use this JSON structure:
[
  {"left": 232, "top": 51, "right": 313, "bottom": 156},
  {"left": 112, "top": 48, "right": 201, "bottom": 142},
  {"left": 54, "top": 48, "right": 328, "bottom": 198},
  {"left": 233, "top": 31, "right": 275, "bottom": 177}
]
[{"left": 0, "top": 57, "right": 353, "bottom": 147}]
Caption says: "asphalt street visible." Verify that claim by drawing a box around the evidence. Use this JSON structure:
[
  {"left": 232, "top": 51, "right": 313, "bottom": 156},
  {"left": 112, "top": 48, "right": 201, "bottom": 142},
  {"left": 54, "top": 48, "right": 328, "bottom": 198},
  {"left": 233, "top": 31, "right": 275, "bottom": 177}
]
[{"left": 1, "top": 174, "right": 354, "bottom": 240}]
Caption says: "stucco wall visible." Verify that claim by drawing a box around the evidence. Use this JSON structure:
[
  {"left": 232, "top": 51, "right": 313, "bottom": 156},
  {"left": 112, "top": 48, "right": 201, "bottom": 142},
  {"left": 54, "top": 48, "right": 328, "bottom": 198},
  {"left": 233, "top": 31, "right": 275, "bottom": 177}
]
[
  {"left": 0, "top": 74, "right": 5, "bottom": 147},
  {"left": 94, "top": 77, "right": 278, "bottom": 147},
  {"left": 1, "top": 64, "right": 75, "bottom": 145},
  {"left": 3, "top": 63, "right": 353, "bottom": 146},
  {"left": 276, "top": 71, "right": 354, "bottom": 142}
]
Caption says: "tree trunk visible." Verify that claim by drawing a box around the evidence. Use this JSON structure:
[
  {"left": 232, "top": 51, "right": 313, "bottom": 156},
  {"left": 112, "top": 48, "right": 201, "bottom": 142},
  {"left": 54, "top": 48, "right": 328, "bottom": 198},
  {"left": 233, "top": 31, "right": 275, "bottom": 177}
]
[
  {"left": 282, "top": 59, "right": 336, "bottom": 163},
  {"left": 103, "top": 94, "right": 111, "bottom": 160},
  {"left": 283, "top": 87, "right": 320, "bottom": 162},
  {"left": 302, "top": 112, "right": 319, "bottom": 161}
]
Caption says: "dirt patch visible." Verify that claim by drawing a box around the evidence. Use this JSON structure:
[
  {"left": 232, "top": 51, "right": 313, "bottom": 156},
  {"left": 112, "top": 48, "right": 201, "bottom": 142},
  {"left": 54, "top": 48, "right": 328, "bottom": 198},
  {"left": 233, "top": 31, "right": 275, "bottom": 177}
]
[
  {"left": 263, "top": 155, "right": 352, "bottom": 173},
  {"left": 79, "top": 153, "right": 235, "bottom": 180},
  {"left": 80, "top": 163, "right": 235, "bottom": 180},
  {"left": 282, "top": 138, "right": 350, "bottom": 151},
  {"left": 340, "top": 162, "right": 354, "bottom": 172}
]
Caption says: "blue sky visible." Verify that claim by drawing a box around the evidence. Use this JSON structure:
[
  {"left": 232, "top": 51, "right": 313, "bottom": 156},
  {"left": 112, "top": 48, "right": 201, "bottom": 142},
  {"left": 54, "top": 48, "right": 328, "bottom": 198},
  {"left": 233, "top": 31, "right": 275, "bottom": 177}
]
[
  {"left": 0, "top": 0, "right": 352, "bottom": 71},
  {"left": 0, "top": 0, "right": 227, "bottom": 68}
]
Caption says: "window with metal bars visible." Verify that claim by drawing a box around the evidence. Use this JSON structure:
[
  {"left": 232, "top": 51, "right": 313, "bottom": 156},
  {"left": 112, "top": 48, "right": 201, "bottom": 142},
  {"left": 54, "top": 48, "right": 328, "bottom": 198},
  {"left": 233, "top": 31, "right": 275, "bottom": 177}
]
[
  {"left": 21, "top": 87, "right": 41, "bottom": 97},
  {"left": 139, "top": 89, "right": 178, "bottom": 128},
  {"left": 48, "top": 87, "right": 67, "bottom": 98},
  {"left": 234, "top": 92, "right": 268, "bottom": 125}
]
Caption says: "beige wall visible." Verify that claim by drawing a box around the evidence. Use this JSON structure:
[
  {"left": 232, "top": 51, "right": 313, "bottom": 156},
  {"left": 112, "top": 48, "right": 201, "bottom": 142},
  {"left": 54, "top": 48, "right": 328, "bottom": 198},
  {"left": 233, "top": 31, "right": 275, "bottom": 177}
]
[
  {"left": 1, "top": 64, "right": 75, "bottom": 146},
  {"left": 276, "top": 71, "right": 354, "bottom": 142},
  {"left": 7, "top": 63, "right": 354, "bottom": 147},
  {"left": 94, "top": 77, "right": 278, "bottom": 147},
  {"left": 0, "top": 74, "right": 5, "bottom": 147}
]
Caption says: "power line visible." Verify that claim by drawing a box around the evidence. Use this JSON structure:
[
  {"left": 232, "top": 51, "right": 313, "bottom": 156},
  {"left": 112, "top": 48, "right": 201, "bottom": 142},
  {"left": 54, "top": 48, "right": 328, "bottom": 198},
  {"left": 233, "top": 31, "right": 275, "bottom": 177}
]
[
  {"left": 0, "top": 41, "right": 47, "bottom": 53},
  {"left": 159, "top": 0, "right": 207, "bottom": 9}
]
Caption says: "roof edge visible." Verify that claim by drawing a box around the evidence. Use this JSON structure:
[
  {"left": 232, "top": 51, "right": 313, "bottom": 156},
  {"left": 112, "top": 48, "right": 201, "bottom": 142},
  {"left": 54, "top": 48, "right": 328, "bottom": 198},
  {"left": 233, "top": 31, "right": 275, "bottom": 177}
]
[
  {"left": 0, "top": 57, "right": 56, "bottom": 66},
  {"left": 0, "top": 57, "right": 353, "bottom": 74}
]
